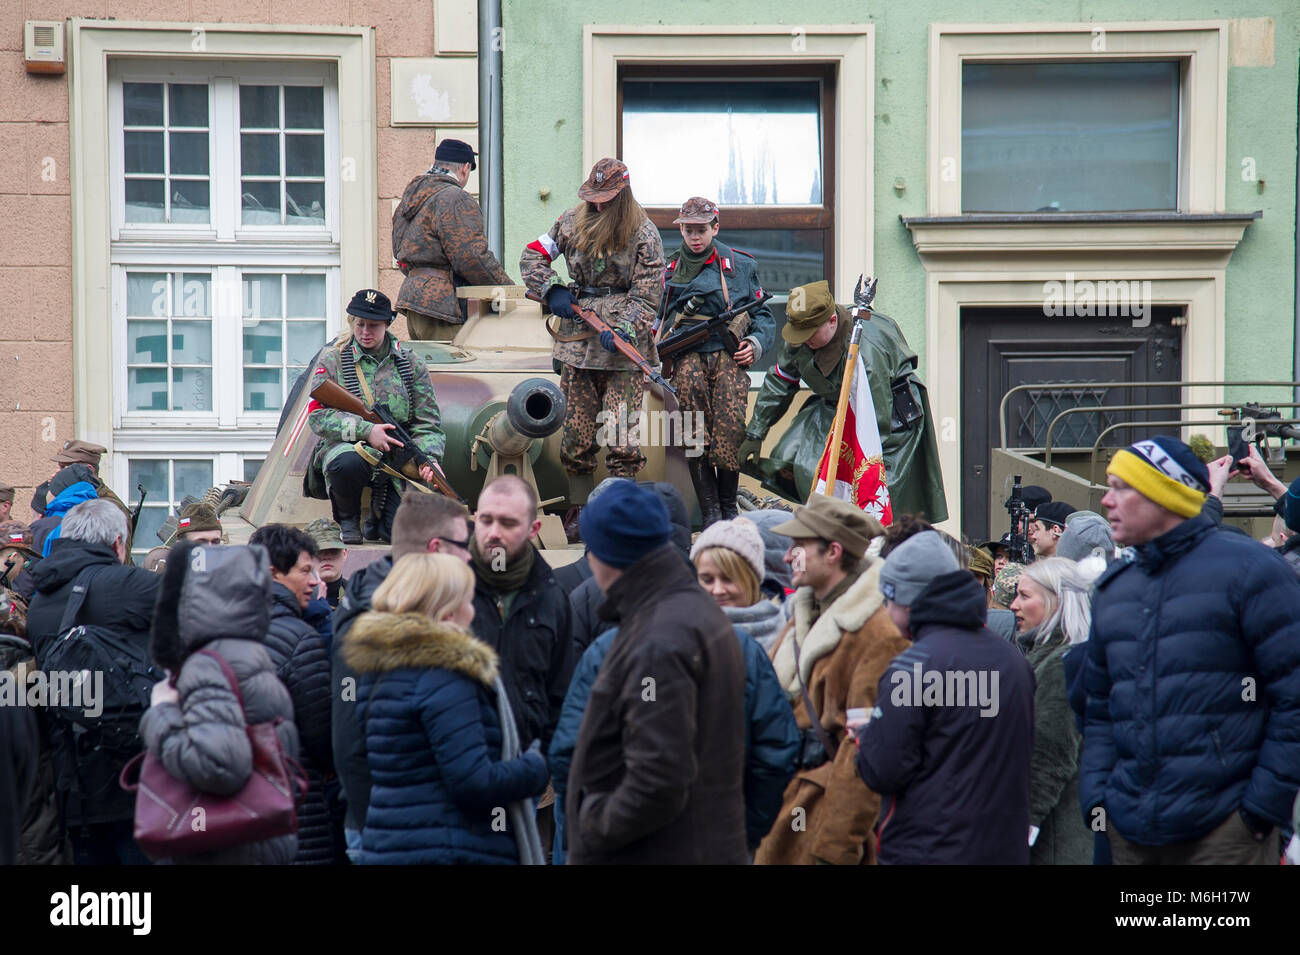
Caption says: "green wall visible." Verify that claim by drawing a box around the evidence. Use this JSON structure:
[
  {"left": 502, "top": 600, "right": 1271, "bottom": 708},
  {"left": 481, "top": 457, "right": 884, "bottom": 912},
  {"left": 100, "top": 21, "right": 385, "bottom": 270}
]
[{"left": 500, "top": 1, "right": 1299, "bottom": 391}]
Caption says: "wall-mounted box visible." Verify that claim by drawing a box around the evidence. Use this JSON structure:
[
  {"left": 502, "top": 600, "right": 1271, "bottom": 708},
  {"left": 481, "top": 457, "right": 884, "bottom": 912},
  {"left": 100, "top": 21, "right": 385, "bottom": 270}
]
[{"left": 25, "top": 21, "right": 65, "bottom": 74}]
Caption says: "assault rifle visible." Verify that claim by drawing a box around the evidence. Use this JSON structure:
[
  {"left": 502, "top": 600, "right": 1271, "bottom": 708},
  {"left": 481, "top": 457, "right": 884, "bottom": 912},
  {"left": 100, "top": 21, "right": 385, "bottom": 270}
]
[
  {"left": 656, "top": 290, "right": 774, "bottom": 363},
  {"left": 1005, "top": 475, "right": 1035, "bottom": 565},
  {"left": 526, "top": 290, "right": 676, "bottom": 395},
  {"left": 309, "top": 379, "right": 465, "bottom": 503}
]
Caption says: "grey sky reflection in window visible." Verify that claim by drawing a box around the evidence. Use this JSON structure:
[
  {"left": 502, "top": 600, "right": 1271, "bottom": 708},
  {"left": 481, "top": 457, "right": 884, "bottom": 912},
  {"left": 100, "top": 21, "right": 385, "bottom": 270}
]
[
  {"left": 961, "top": 62, "right": 1179, "bottom": 213},
  {"left": 623, "top": 81, "right": 822, "bottom": 206}
]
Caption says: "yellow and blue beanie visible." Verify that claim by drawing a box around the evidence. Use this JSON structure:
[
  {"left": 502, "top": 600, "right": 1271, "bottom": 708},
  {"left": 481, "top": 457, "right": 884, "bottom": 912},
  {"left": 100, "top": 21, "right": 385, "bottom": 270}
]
[{"left": 1106, "top": 436, "right": 1209, "bottom": 519}]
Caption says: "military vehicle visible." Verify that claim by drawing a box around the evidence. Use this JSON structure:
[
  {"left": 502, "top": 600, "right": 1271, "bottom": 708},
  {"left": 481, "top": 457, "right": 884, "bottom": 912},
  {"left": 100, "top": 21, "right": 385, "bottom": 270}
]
[
  {"left": 171, "top": 287, "right": 773, "bottom": 574},
  {"left": 986, "top": 379, "right": 1300, "bottom": 542}
]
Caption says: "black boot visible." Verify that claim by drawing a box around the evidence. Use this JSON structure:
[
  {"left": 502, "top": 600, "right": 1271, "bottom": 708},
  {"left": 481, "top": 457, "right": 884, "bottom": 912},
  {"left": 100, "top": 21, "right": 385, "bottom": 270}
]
[
  {"left": 689, "top": 460, "right": 722, "bottom": 528},
  {"left": 717, "top": 468, "right": 740, "bottom": 520},
  {"left": 337, "top": 515, "right": 363, "bottom": 545},
  {"left": 326, "top": 451, "right": 370, "bottom": 545}
]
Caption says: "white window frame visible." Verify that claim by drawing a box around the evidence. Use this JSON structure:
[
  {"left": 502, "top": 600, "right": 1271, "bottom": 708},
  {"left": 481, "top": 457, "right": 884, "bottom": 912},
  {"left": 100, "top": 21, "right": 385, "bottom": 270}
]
[{"left": 69, "top": 20, "right": 377, "bottom": 466}]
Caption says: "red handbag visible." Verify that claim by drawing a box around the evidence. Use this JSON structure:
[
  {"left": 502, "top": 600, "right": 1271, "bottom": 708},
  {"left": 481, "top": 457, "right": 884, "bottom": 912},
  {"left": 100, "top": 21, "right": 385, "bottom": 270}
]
[{"left": 120, "top": 648, "right": 308, "bottom": 860}]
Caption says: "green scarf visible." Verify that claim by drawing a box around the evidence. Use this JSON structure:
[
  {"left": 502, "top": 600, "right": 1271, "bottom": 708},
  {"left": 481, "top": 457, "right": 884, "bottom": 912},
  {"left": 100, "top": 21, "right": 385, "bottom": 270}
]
[
  {"left": 470, "top": 536, "right": 536, "bottom": 597},
  {"left": 670, "top": 242, "right": 715, "bottom": 286}
]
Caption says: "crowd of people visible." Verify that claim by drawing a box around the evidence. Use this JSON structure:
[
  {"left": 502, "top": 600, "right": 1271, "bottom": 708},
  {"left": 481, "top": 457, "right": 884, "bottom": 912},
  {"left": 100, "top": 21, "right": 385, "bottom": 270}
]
[{"left": 4, "top": 427, "right": 1300, "bottom": 866}]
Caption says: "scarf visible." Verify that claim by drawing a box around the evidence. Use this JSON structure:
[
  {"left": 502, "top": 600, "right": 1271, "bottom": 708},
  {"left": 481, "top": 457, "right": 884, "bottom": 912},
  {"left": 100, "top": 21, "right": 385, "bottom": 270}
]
[
  {"left": 724, "top": 600, "right": 785, "bottom": 652},
  {"left": 493, "top": 675, "right": 546, "bottom": 865},
  {"left": 470, "top": 536, "right": 536, "bottom": 596},
  {"left": 670, "top": 242, "right": 715, "bottom": 286}
]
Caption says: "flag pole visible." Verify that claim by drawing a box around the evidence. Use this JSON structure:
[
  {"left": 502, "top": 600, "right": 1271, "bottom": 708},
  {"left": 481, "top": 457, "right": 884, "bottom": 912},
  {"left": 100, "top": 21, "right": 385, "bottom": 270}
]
[{"left": 814, "top": 312, "right": 866, "bottom": 501}]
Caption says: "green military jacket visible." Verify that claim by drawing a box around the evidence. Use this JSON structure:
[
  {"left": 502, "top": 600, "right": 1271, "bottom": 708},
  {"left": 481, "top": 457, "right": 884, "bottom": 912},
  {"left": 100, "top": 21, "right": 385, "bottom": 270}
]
[
  {"left": 661, "top": 240, "right": 776, "bottom": 362},
  {"left": 306, "top": 332, "right": 446, "bottom": 478},
  {"left": 519, "top": 207, "right": 664, "bottom": 371},
  {"left": 747, "top": 306, "right": 948, "bottom": 522}
]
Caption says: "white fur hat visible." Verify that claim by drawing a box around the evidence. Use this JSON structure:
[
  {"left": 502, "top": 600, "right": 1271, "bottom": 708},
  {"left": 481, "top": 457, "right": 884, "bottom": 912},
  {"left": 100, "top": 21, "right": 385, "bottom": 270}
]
[{"left": 689, "top": 517, "right": 765, "bottom": 584}]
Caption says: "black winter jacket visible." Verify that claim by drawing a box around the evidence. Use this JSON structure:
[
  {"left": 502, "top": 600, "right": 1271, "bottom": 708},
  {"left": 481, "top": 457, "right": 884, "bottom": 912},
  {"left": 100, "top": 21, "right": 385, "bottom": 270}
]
[
  {"left": 27, "top": 538, "right": 160, "bottom": 825},
  {"left": 264, "top": 582, "right": 342, "bottom": 864},
  {"left": 855, "top": 570, "right": 1036, "bottom": 864},
  {"left": 471, "top": 550, "right": 572, "bottom": 752},
  {"left": 332, "top": 555, "right": 393, "bottom": 832}
]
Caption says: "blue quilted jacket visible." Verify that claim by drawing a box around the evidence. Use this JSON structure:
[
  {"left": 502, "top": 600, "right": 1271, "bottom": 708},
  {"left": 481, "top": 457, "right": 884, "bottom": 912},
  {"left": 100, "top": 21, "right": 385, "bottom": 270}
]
[
  {"left": 343, "top": 611, "right": 548, "bottom": 865},
  {"left": 1081, "top": 513, "right": 1300, "bottom": 845}
]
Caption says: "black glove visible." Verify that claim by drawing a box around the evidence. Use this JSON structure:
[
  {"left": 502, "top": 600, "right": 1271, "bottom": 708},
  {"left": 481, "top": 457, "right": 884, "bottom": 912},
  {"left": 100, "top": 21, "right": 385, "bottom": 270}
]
[
  {"left": 738, "top": 434, "right": 764, "bottom": 468},
  {"left": 599, "top": 322, "right": 636, "bottom": 353},
  {"left": 546, "top": 286, "right": 576, "bottom": 319}
]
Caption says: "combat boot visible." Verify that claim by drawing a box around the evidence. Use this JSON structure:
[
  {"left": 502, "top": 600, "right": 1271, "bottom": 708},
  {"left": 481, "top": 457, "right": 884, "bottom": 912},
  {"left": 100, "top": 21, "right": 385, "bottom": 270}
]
[
  {"left": 689, "top": 460, "right": 722, "bottom": 528},
  {"left": 717, "top": 469, "right": 741, "bottom": 520}
]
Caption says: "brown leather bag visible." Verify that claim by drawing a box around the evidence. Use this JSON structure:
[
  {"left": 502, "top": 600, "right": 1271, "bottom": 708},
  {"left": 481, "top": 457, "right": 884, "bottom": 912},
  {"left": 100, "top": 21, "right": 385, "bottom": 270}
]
[{"left": 120, "top": 649, "right": 308, "bottom": 860}]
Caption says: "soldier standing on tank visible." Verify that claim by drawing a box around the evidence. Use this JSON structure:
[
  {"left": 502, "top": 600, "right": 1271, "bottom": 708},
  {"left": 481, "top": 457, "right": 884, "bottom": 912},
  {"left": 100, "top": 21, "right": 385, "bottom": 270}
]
[
  {"left": 306, "top": 289, "right": 447, "bottom": 545},
  {"left": 519, "top": 158, "right": 665, "bottom": 521},
  {"left": 660, "top": 197, "right": 774, "bottom": 527},
  {"left": 739, "top": 281, "right": 947, "bottom": 523},
  {"left": 393, "top": 139, "right": 514, "bottom": 342}
]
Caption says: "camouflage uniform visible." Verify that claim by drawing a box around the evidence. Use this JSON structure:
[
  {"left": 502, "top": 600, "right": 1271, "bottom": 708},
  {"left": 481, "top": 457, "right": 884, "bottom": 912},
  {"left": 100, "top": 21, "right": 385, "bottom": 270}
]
[
  {"left": 307, "top": 332, "right": 446, "bottom": 534},
  {"left": 661, "top": 240, "right": 774, "bottom": 471},
  {"left": 520, "top": 208, "right": 665, "bottom": 480},
  {"left": 393, "top": 169, "right": 511, "bottom": 339}
]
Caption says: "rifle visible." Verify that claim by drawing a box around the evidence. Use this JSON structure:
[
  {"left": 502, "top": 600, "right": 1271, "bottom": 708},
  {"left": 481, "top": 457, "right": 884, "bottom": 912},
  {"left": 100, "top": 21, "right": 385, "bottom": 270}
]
[
  {"left": 130, "top": 484, "right": 147, "bottom": 538},
  {"left": 1005, "top": 475, "right": 1035, "bottom": 565},
  {"left": 526, "top": 290, "right": 676, "bottom": 395},
  {"left": 656, "top": 290, "right": 774, "bottom": 363},
  {"left": 309, "top": 379, "right": 465, "bottom": 503}
]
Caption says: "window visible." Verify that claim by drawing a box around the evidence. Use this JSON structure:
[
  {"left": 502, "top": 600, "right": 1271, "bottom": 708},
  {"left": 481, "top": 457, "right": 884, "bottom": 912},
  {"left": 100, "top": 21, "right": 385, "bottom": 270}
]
[
  {"left": 619, "top": 65, "right": 836, "bottom": 369},
  {"left": 961, "top": 62, "right": 1180, "bottom": 212},
  {"left": 106, "top": 57, "right": 342, "bottom": 504},
  {"left": 127, "top": 457, "right": 215, "bottom": 559}
]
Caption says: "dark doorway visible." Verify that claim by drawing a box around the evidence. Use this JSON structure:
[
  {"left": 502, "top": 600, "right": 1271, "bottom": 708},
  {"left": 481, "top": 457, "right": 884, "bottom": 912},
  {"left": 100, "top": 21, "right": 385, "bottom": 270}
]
[{"left": 961, "top": 306, "right": 1183, "bottom": 541}]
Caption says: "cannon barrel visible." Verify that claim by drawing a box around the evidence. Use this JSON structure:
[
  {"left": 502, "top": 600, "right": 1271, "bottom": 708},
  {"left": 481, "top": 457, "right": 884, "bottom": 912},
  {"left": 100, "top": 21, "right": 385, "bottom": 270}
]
[{"left": 485, "top": 377, "right": 566, "bottom": 455}]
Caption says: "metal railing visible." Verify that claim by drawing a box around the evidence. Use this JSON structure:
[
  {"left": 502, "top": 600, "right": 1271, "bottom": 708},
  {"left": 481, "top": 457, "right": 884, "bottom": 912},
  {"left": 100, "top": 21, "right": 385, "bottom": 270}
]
[
  {"left": 1087, "top": 416, "right": 1300, "bottom": 488},
  {"left": 998, "top": 380, "right": 1300, "bottom": 449}
]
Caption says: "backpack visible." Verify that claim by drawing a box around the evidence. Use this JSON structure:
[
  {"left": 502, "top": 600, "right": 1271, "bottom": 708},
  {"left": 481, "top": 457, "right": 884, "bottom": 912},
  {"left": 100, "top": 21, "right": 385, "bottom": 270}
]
[{"left": 39, "top": 566, "right": 159, "bottom": 757}]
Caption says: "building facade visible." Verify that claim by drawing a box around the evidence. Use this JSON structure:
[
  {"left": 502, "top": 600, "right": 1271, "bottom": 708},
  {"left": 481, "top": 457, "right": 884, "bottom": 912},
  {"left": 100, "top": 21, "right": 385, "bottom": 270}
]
[{"left": 499, "top": 2, "right": 1298, "bottom": 537}]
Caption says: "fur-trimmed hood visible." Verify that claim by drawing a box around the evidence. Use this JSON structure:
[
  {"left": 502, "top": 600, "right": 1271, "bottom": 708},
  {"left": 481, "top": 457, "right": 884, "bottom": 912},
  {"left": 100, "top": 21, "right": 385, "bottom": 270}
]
[
  {"left": 772, "top": 558, "right": 886, "bottom": 698},
  {"left": 343, "top": 611, "right": 499, "bottom": 686}
]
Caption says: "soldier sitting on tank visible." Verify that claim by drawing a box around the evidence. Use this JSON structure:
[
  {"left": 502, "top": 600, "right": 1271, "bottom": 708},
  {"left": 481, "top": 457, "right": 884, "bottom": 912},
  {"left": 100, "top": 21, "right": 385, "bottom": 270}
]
[
  {"left": 660, "top": 197, "right": 775, "bottom": 527},
  {"left": 306, "top": 289, "right": 447, "bottom": 545}
]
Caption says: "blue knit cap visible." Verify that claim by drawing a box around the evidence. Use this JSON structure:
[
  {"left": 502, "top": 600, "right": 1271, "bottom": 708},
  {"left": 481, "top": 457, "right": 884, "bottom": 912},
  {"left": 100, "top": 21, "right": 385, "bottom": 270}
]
[
  {"left": 1285, "top": 477, "right": 1300, "bottom": 534},
  {"left": 579, "top": 480, "right": 671, "bottom": 568}
]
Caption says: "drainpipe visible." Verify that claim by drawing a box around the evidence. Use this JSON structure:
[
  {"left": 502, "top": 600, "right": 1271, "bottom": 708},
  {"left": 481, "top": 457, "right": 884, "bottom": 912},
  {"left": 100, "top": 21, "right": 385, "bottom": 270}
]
[{"left": 478, "top": 0, "right": 504, "bottom": 259}]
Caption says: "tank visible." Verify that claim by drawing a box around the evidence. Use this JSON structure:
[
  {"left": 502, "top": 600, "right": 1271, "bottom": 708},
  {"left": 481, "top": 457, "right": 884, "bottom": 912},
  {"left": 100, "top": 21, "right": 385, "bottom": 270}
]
[{"left": 216, "top": 287, "right": 695, "bottom": 570}]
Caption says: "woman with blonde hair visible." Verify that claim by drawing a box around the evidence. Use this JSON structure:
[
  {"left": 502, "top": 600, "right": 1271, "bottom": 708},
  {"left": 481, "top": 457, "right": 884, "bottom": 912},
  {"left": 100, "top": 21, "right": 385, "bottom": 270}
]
[
  {"left": 343, "top": 552, "right": 548, "bottom": 864},
  {"left": 1010, "top": 556, "right": 1104, "bottom": 864}
]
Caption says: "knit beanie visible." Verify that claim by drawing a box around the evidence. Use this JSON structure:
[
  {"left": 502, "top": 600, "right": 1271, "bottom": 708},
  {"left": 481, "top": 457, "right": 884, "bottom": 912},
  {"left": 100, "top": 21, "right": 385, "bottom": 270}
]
[
  {"left": 741, "top": 509, "right": 795, "bottom": 592},
  {"left": 1106, "top": 436, "right": 1209, "bottom": 518},
  {"left": 1058, "top": 510, "right": 1115, "bottom": 561},
  {"left": 1285, "top": 477, "right": 1300, "bottom": 534},
  {"left": 879, "top": 530, "right": 960, "bottom": 607},
  {"left": 690, "top": 517, "right": 765, "bottom": 584},
  {"left": 579, "top": 481, "right": 671, "bottom": 569}
]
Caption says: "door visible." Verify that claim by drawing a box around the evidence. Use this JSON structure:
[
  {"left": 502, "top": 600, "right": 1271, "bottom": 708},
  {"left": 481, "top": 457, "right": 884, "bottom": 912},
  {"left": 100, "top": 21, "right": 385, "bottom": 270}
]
[{"left": 960, "top": 306, "right": 1183, "bottom": 541}]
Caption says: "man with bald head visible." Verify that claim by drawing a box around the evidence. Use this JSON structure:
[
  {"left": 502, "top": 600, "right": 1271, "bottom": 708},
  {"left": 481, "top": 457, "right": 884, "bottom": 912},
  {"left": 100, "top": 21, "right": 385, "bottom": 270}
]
[{"left": 468, "top": 475, "right": 573, "bottom": 756}]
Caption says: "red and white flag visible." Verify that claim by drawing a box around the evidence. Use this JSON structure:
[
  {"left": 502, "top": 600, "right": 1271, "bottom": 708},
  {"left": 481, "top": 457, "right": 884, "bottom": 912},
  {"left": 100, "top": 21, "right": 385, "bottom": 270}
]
[{"left": 812, "top": 354, "right": 892, "bottom": 524}]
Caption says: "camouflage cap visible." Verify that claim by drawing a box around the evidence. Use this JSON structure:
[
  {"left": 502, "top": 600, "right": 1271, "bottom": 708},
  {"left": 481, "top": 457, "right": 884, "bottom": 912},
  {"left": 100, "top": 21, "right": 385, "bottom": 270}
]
[
  {"left": 672, "top": 196, "right": 720, "bottom": 225},
  {"left": 51, "top": 439, "right": 107, "bottom": 466},
  {"left": 782, "top": 280, "right": 838, "bottom": 345},
  {"left": 176, "top": 502, "right": 222, "bottom": 536},
  {"left": 0, "top": 521, "right": 36, "bottom": 557},
  {"left": 306, "top": 517, "right": 346, "bottom": 551},
  {"left": 577, "top": 158, "right": 630, "bottom": 203},
  {"left": 992, "top": 562, "right": 1026, "bottom": 608},
  {"left": 0, "top": 481, "right": 12, "bottom": 505}
]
